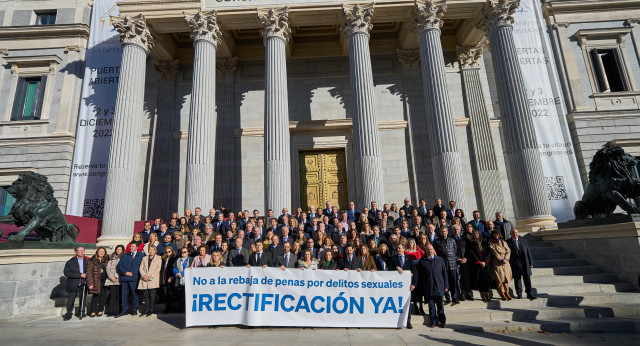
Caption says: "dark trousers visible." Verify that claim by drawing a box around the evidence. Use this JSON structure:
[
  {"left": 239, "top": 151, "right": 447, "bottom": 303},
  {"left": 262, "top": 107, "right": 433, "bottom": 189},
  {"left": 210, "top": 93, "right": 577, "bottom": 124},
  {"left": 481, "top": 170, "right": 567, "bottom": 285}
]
[
  {"left": 513, "top": 273, "right": 533, "bottom": 296},
  {"left": 444, "top": 269, "right": 457, "bottom": 300},
  {"left": 89, "top": 286, "right": 107, "bottom": 314},
  {"left": 160, "top": 285, "right": 174, "bottom": 312},
  {"left": 175, "top": 286, "right": 186, "bottom": 312},
  {"left": 106, "top": 285, "right": 120, "bottom": 315},
  {"left": 65, "top": 289, "right": 85, "bottom": 316},
  {"left": 121, "top": 281, "right": 139, "bottom": 313},
  {"left": 427, "top": 295, "right": 446, "bottom": 325},
  {"left": 141, "top": 289, "right": 157, "bottom": 314}
]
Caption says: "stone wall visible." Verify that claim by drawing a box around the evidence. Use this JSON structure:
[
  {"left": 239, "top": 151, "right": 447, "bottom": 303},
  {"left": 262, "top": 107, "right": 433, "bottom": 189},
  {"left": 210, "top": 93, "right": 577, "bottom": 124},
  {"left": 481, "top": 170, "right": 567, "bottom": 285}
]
[{"left": 0, "top": 260, "right": 66, "bottom": 317}]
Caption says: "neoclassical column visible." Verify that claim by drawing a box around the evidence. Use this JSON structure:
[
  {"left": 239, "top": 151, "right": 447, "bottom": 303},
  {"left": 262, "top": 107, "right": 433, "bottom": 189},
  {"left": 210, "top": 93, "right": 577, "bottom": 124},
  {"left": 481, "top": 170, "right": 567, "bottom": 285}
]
[
  {"left": 148, "top": 59, "right": 180, "bottom": 218},
  {"left": 412, "top": 0, "right": 465, "bottom": 210},
  {"left": 183, "top": 11, "right": 222, "bottom": 212},
  {"left": 259, "top": 8, "right": 292, "bottom": 213},
  {"left": 397, "top": 49, "right": 435, "bottom": 201},
  {"left": 100, "top": 14, "right": 154, "bottom": 246},
  {"left": 214, "top": 57, "right": 238, "bottom": 209},
  {"left": 456, "top": 45, "right": 505, "bottom": 218},
  {"left": 341, "top": 3, "right": 385, "bottom": 208},
  {"left": 479, "top": 0, "right": 554, "bottom": 229}
]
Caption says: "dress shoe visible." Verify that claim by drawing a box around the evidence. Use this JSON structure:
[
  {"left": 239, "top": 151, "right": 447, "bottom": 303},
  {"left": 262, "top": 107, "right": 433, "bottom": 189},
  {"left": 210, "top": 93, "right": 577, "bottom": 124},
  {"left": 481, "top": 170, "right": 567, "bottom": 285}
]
[
  {"left": 451, "top": 299, "right": 460, "bottom": 306},
  {"left": 63, "top": 314, "right": 72, "bottom": 321},
  {"left": 444, "top": 299, "right": 451, "bottom": 305},
  {"left": 115, "top": 312, "right": 125, "bottom": 318},
  {"left": 130, "top": 312, "right": 136, "bottom": 316},
  {"left": 430, "top": 323, "right": 436, "bottom": 328},
  {"left": 139, "top": 313, "right": 146, "bottom": 317},
  {"left": 459, "top": 296, "right": 466, "bottom": 301},
  {"left": 516, "top": 295, "right": 523, "bottom": 299},
  {"left": 146, "top": 312, "right": 153, "bottom": 317},
  {"left": 406, "top": 322, "right": 413, "bottom": 329},
  {"left": 527, "top": 294, "right": 537, "bottom": 300},
  {"left": 440, "top": 323, "right": 447, "bottom": 328}
]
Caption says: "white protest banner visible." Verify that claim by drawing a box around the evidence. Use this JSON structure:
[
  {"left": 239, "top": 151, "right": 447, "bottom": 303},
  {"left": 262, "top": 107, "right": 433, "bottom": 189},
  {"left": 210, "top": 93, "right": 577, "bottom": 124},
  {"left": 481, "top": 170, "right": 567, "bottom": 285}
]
[
  {"left": 513, "top": 0, "right": 584, "bottom": 222},
  {"left": 185, "top": 267, "right": 412, "bottom": 328},
  {"left": 66, "top": 0, "right": 122, "bottom": 219}
]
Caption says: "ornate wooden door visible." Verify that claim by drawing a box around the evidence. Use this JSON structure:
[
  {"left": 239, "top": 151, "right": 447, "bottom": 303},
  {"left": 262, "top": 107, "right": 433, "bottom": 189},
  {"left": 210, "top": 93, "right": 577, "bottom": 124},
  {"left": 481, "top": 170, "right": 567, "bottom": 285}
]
[{"left": 299, "top": 150, "right": 348, "bottom": 211}]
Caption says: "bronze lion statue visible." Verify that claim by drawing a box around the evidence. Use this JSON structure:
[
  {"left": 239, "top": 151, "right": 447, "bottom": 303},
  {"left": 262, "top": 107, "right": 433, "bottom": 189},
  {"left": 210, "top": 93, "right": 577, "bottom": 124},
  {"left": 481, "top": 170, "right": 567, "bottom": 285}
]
[
  {"left": 0, "top": 172, "right": 79, "bottom": 242},
  {"left": 574, "top": 143, "right": 640, "bottom": 219}
]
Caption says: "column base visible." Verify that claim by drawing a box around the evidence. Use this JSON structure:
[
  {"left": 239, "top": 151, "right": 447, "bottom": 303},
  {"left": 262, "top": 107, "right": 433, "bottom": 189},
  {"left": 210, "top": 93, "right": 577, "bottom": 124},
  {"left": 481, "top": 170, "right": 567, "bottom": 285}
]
[
  {"left": 515, "top": 215, "right": 557, "bottom": 234},
  {"left": 96, "top": 236, "right": 132, "bottom": 249}
]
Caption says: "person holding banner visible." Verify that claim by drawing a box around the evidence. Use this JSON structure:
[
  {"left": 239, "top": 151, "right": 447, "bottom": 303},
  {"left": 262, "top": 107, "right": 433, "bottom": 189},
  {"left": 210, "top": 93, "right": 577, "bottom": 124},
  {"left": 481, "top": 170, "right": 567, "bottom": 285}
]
[
  {"left": 248, "top": 242, "right": 273, "bottom": 268},
  {"left": 209, "top": 251, "right": 225, "bottom": 268},
  {"left": 298, "top": 249, "right": 319, "bottom": 269},
  {"left": 191, "top": 245, "right": 211, "bottom": 268},
  {"left": 228, "top": 238, "right": 250, "bottom": 266},
  {"left": 318, "top": 249, "right": 338, "bottom": 270},
  {"left": 416, "top": 244, "right": 448, "bottom": 328},
  {"left": 340, "top": 244, "right": 363, "bottom": 271},
  {"left": 391, "top": 243, "right": 418, "bottom": 329},
  {"left": 275, "top": 241, "right": 298, "bottom": 269}
]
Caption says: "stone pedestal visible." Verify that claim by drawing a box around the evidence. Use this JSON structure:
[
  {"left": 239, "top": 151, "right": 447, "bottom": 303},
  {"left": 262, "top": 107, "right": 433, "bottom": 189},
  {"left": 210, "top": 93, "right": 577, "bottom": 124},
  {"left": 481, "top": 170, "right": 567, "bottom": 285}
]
[
  {"left": 99, "top": 15, "right": 153, "bottom": 247},
  {"left": 342, "top": 3, "right": 385, "bottom": 208}
]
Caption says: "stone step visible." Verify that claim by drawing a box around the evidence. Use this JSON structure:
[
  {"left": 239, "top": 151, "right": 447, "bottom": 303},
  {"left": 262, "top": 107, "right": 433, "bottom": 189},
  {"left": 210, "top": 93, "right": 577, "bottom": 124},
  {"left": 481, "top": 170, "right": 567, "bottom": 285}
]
[
  {"left": 527, "top": 241, "right": 554, "bottom": 248},
  {"left": 440, "top": 317, "right": 640, "bottom": 333},
  {"left": 531, "top": 265, "right": 603, "bottom": 276},
  {"left": 443, "top": 304, "right": 640, "bottom": 324},
  {"left": 528, "top": 246, "right": 564, "bottom": 254},
  {"left": 534, "top": 258, "right": 589, "bottom": 267},
  {"left": 534, "top": 282, "right": 633, "bottom": 295},
  {"left": 531, "top": 273, "right": 618, "bottom": 285},
  {"left": 532, "top": 252, "right": 575, "bottom": 260}
]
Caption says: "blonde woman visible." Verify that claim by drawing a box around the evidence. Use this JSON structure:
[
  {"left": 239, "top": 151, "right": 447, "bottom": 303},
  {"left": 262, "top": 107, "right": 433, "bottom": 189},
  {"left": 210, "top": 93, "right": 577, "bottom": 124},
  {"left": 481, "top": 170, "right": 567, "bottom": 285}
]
[
  {"left": 298, "top": 249, "right": 319, "bottom": 270},
  {"left": 488, "top": 230, "right": 513, "bottom": 301},
  {"left": 143, "top": 233, "right": 160, "bottom": 255},
  {"left": 138, "top": 245, "right": 161, "bottom": 316},
  {"left": 209, "top": 251, "right": 225, "bottom": 268}
]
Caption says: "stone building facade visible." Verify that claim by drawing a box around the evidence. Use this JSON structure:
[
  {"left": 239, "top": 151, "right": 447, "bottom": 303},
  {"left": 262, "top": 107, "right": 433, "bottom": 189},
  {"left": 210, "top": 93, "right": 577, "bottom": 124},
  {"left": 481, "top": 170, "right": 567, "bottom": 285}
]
[{"left": 1, "top": 0, "right": 639, "bottom": 246}]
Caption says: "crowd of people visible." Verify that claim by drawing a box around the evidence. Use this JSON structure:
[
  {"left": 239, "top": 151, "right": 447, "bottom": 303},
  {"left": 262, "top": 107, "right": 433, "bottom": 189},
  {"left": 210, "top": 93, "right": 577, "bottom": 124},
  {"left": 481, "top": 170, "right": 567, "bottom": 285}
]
[{"left": 63, "top": 198, "right": 537, "bottom": 329}]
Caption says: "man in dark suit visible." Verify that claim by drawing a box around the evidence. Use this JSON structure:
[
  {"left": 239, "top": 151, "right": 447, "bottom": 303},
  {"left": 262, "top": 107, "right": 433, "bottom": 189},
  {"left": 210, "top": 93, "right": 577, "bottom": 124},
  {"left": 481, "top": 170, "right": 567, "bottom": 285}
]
[
  {"left": 368, "top": 201, "right": 380, "bottom": 222},
  {"left": 507, "top": 229, "right": 537, "bottom": 300},
  {"left": 417, "top": 199, "right": 429, "bottom": 218},
  {"left": 167, "top": 218, "right": 180, "bottom": 234},
  {"left": 339, "top": 244, "right": 363, "bottom": 270},
  {"left": 390, "top": 243, "right": 418, "bottom": 329},
  {"left": 63, "top": 246, "right": 89, "bottom": 320},
  {"left": 151, "top": 217, "right": 162, "bottom": 233},
  {"left": 138, "top": 221, "right": 153, "bottom": 243},
  {"left": 267, "top": 235, "right": 284, "bottom": 258},
  {"left": 228, "top": 238, "right": 250, "bottom": 266},
  {"left": 346, "top": 201, "right": 360, "bottom": 222},
  {"left": 156, "top": 223, "right": 173, "bottom": 241},
  {"left": 432, "top": 198, "right": 445, "bottom": 217},
  {"left": 416, "top": 244, "right": 449, "bottom": 328},
  {"left": 189, "top": 215, "right": 204, "bottom": 232},
  {"left": 305, "top": 238, "right": 319, "bottom": 259},
  {"left": 446, "top": 201, "right": 457, "bottom": 220},
  {"left": 400, "top": 198, "right": 415, "bottom": 217},
  {"left": 117, "top": 243, "right": 145, "bottom": 317},
  {"left": 247, "top": 242, "right": 273, "bottom": 268},
  {"left": 275, "top": 241, "right": 298, "bottom": 269},
  {"left": 494, "top": 212, "right": 514, "bottom": 240}
]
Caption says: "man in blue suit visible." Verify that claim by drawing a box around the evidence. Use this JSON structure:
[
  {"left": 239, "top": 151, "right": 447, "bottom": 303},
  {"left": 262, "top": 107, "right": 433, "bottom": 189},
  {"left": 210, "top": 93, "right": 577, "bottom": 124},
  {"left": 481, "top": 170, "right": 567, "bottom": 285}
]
[
  {"left": 117, "top": 243, "right": 145, "bottom": 317},
  {"left": 391, "top": 243, "right": 418, "bottom": 329}
]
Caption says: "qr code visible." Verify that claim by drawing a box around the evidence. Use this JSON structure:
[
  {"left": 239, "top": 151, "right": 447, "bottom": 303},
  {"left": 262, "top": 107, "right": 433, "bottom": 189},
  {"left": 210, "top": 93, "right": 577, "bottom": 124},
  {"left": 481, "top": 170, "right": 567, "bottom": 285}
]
[
  {"left": 545, "top": 176, "right": 568, "bottom": 200},
  {"left": 83, "top": 198, "right": 104, "bottom": 219}
]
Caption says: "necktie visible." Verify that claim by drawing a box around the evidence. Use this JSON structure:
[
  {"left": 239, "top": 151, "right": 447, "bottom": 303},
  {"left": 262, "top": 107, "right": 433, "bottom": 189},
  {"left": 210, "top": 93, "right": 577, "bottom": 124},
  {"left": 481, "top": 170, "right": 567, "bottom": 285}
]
[
  {"left": 285, "top": 254, "right": 289, "bottom": 267},
  {"left": 257, "top": 253, "right": 261, "bottom": 263},
  {"left": 516, "top": 239, "right": 519, "bottom": 250},
  {"left": 400, "top": 256, "right": 404, "bottom": 268},
  {"left": 349, "top": 257, "right": 352, "bottom": 267}
]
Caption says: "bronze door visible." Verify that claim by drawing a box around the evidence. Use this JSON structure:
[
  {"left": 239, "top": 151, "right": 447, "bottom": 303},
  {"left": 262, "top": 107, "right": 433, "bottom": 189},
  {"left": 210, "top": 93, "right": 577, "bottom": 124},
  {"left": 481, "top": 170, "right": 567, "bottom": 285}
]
[{"left": 299, "top": 150, "right": 348, "bottom": 211}]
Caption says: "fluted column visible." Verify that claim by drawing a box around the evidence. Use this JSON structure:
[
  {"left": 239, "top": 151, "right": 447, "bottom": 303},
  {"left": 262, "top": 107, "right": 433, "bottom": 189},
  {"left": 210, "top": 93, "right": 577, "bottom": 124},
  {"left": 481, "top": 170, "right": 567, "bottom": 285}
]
[
  {"left": 412, "top": 0, "right": 465, "bottom": 210},
  {"left": 214, "top": 57, "right": 238, "bottom": 209},
  {"left": 183, "top": 11, "right": 222, "bottom": 212},
  {"left": 259, "top": 8, "right": 292, "bottom": 213},
  {"left": 479, "top": 0, "right": 554, "bottom": 229},
  {"left": 148, "top": 60, "right": 180, "bottom": 218},
  {"left": 456, "top": 45, "right": 505, "bottom": 218},
  {"left": 100, "top": 15, "right": 154, "bottom": 246},
  {"left": 342, "top": 3, "right": 385, "bottom": 208},
  {"left": 397, "top": 49, "right": 435, "bottom": 201}
]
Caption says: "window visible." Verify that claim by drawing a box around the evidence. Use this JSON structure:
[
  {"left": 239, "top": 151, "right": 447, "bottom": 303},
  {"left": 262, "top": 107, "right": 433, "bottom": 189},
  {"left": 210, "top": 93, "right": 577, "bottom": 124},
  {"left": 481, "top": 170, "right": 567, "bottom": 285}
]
[
  {"left": 0, "top": 187, "right": 14, "bottom": 217},
  {"left": 10, "top": 76, "right": 47, "bottom": 121},
  {"left": 591, "top": 48, "right": 629, "bottom": 92},
  {"left": 35, "top": 11, "right": 56, "bottom": 25}
]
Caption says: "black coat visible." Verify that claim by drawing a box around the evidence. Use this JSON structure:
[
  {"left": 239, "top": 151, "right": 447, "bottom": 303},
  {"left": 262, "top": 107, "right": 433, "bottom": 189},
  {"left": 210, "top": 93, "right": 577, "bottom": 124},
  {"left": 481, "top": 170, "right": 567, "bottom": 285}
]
[
  {"left": 339, "top": 256, "right": 363, "bottom": 270},
  {"left": 465, "top": 241, "right": 492, "bottom": 291},
  {"left": 433, "top": 237, "right": 457, "bottom": 271},
  {"left": 64, "top": 256, "right": 89, "bottom": 292},
  {"left": 507, "top": 238, "right": 534, "bottom": 277},
  {"left": 416, "top": 256, "right": 448, "bottom": 297},
  {"left": 248, "top": 251, "right": 273, "bottom": 267}
]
